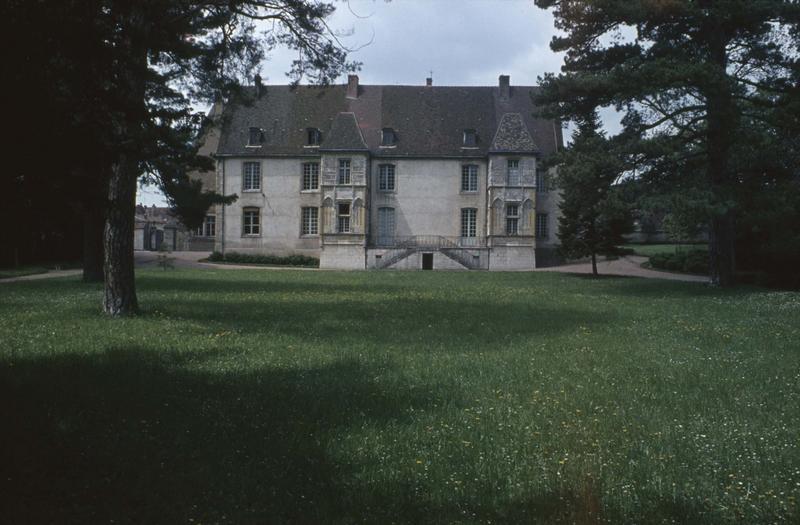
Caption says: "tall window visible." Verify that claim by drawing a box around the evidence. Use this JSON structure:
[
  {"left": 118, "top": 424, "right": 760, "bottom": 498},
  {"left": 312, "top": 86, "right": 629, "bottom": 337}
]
[
  {"left": 461, "top": 208, "right": 477, "bottom": 238},
  {"left": 463, "top": 129, "right": 477, "bottom": 147},
  {"left": 378, "top": 207, "right": 395, "bottom": 245},
  {"left": 195, "top": 215, "right": 216, "bottom": 237},
  {"left": 506, "top": 204, "right": 519, "bottom": 235},
  {"left": 461, "top": 164, "right": 478, "bottom": 192},
  {"left": 307, "top": 128, "right": 321, "bottom": 146},
  {"left": 302, "top": 162, "right": 319, "bottom": 190},
  {"left": 243, "top": 208, "right": 260, "bottom": 236},
  {"left": 243, "top": 161, "right": 261, "bottom": 191},
  {"left": 248, "top": 127, "right": 262, "bottom": 146},
  {"left": 301, "top": 207, "right": 318, "bottom": 235},
  {"left": 338, "top": 159, "right": 351, "bottom": 184},
  {"left": 381, "top": 128, "right": 396, "bottom": 146},
  {"left": 536, "top": 171, "right": 547, "bottom": 192},
  {"left": 536, "top": 213, "right": 549, "bottom": 239},
  {"left": 337, "top": 202, "right": 351, "bottom": 233},
  {"left": 507, "top": 159, "right": 520, "bottom": 186},
  {"left": 378, "top": 164, "right": 396, "bottom": 191}
]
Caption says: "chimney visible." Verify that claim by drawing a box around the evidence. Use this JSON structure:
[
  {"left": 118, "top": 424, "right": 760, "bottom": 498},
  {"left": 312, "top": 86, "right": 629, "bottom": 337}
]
[
  {"left": 499, "top": 74, "right": 510, "bottom": 99},
  {"left": 426, "top": 77, "right": 432, "bottom": 87},
  {"left": 254, "top": 73, "right": 262, "bottom": 98},
  {"left": 346, "top": 74, "right": 359, "bottom": 99}
]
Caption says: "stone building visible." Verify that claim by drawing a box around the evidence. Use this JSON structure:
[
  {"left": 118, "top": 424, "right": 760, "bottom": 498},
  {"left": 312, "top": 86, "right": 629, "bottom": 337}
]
[{"left": 202, "top": 74, "right": 562, "bottom": 270}]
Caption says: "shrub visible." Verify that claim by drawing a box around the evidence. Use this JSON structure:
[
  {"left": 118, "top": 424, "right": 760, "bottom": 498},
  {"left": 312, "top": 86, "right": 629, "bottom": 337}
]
[
  {"left": 649, "top": 249, "right": 708, "bottom": 275},
  {"left": 205, "top": 251, "right": 319, "bottom": 268}
]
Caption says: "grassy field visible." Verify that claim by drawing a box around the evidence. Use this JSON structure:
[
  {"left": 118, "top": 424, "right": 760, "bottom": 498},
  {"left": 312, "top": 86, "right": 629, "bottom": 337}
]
[
  {"left": 1, "top": 269, "right": 798, "bottom": 524},
  {"left": 623, "top": 244, "right": 709, "bottom": 258}
]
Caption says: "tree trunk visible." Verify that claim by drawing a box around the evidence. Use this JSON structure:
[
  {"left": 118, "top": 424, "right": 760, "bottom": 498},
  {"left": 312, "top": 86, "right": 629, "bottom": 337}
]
[
  {"left": 82, "top": 206, "right": 105, "bottom": 282},
  {"left": 704, "top": 14, "right": 737, "bottom": 287},
  {"left": 102, "top": 12, "right": 145, "bottom": 316},
  {"left": 591, "top": 251, "right": 598, "bottom": 276},
  {"left": 103, "top": 156, "right": 139, "bottom": 316}
]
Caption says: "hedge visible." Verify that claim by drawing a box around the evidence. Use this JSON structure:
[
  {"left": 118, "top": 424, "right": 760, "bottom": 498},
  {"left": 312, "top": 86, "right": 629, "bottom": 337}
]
[
  {"left": 206, "top": 251, "right": 319, "bottom": 268},
  {"left": 649, "top": 249, "right": 708, "bottom": 275}
]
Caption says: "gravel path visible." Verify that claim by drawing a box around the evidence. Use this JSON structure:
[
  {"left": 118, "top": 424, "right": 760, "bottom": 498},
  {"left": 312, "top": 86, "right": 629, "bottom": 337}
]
[
  {"left": 536, "top": 255, "right": 710, "bottom": 283},
  {"left": 2, "top": 253, "right": 709, "bottom": 284}
]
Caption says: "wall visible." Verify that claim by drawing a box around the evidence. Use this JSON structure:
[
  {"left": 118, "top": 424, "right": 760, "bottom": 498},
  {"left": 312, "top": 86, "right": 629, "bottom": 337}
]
[
  {"left": 369, "top": 159, "right": 487, "bottom": 241},
  {"left": 489, "top": 246, "right": 535, "bottom": 271},
  {"left": 218, "top": 156, "right": 322, "bottom": 257},
  {"left": 320, "top": 244, "right": 365, "bottom": 269}
]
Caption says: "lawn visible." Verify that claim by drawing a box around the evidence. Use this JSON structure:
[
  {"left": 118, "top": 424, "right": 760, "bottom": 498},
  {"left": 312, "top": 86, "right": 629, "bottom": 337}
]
[
  {"left": 1, "top": 269, "right": 798, "bottom": 523},
  {"left": 623, "top": 243, "right": 709, "bottom": 257}
]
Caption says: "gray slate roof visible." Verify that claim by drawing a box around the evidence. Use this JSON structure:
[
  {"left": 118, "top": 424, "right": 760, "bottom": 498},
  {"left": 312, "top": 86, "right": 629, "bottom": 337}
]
[
  {"left": 216, "top": 83, "right": 562, "bottom": 158},
  {"left": 321, "top": 112, "right": 368, "bottom": 151}
]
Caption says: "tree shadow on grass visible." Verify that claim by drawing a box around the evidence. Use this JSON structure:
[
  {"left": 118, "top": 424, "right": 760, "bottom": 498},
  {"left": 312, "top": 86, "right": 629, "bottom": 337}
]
[
  {"left": 1, "top": 349, "right": 737, "bottom": 524},
  {"left": 137, "top": 272, "right": 405, "bottom": 297},
  {"left": 1, "top": 346, "right": 440, "bottom": 523},
  {"left": 157, "top": 296, "right": 617, "bottom": 350}
]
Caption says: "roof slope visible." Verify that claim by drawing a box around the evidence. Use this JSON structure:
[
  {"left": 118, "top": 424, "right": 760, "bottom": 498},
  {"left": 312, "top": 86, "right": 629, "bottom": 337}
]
[
  {"left": 321, "top": 112, "right": 368, "bottom": 151},
  {"left": 216, "top": 83, "right": 562, "bottom": 158}
]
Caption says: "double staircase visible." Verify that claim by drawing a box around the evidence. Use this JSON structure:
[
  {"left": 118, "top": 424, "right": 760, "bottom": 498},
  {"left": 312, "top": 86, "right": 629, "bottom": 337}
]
[{"left": 374, "top": 236, "right": 486, "bottom": 270}]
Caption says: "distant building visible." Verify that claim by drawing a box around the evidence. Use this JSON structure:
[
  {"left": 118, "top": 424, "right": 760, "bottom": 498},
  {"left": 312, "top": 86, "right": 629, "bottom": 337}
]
[
  {"left": 197, "top": 74, "right": 563, "bottom": 269},
  {"left": 133, "top": 205, "right": 213, "bottom": 252}
]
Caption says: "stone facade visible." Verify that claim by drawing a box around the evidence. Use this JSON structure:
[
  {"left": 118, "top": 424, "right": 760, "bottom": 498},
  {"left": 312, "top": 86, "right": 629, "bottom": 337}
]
[{"left": 201, "top": 75, "right": 563, "bottom": 270}]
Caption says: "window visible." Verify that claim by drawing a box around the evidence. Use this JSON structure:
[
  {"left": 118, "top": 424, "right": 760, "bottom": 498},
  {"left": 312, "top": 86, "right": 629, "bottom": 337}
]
[
  {"left": 461, "top": 208, "right": 477, "bottom": 238},
  {"left": 248, "top": 127, "right": 262, "bottom": 146},
  {"left": 302, "top": 162, "right": 319, "bottom": 190},
  {"left": 381, "top": 128, "right": 396, "bottom": 146},
  {"left": 307, "top": 128, "right": 321, "bottom": 146},
  {"left": 337, "top": 202, "right": 351, "bottom": 233},
  {"left": 506, "top": 204, "right": 519, "bottom": 235},
  {"left": 507, "top": 159, "right": 520, "bottom": 186},
  {"left": 243, "top": 208, "right": 260, "bottom": 236},
  {"left": 243, "top": 161, "right": 261, "bottom": 191},
  {"left": 536, "top": 171, "right": 547, "bottom": 192},
  {"left": 461, "top": 164, "right": 478, "bottom": 192},
  {"left": 195, "top": 215, "right": 216, "bottom": 237},
  {"left": 301, "top": 207, "right": 318, "bottom": 235},
  {"left": 536, "top": 213, "right": 549, "bottom": 239},
  {"left": 338, "top": 159, "right": 351, "bottom": 184},
  {"left": 463, "top": 129, "right": 477, "bottom": 147},
  {"left": 378, "top": 164, "right": 396, "bottom": 191},
  {"left": 377, "top": 207, "right": 395, "bottom": 245}
]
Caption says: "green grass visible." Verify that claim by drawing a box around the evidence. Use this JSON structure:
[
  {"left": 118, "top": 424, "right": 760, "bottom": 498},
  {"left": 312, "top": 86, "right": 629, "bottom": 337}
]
[
  {"left": 1, "top": 270, "right": 798, "bottom": 523},
  {"left": 623, "top": 243, "right": 709, "bottom": 257}
]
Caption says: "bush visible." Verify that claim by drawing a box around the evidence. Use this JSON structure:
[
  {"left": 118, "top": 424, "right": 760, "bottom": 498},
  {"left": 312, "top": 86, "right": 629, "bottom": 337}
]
[
  {"left": 649, "top": 249, "right": 708, "bottom": 275},
  {"left": 206, "top": 251, "right": 319, "bottom": 268}
]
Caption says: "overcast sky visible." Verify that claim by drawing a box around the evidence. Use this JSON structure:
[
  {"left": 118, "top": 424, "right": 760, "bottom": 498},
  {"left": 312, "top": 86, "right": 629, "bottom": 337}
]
[{"left": 138, "top": 0, "right": 619, "bottom": 206}]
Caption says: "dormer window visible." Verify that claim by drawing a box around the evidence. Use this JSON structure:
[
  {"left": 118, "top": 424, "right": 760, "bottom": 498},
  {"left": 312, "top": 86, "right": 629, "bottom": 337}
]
[
  {"left": 381, "top": 128, "right": 396, "bottom": 147},
  {"left": 463, "top": 129, "right": 477, "bottom": 147},
  {"left": 248, "top": 127, "right": 262, "bottom": 146},
  {"left": 307, "top": 127, "right": 321, "bottom": 146}
]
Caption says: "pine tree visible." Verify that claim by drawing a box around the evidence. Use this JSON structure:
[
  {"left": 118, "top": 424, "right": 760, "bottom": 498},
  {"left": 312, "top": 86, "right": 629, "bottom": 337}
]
[
  {"left": 534, "top": 0, "right": 800, "bottom": 286},
  {"left": 5, "top": 1, "right": 358, "bottom": 315},
  {"left": 556, "top": 110, "right": 632, "bottom": 275}
]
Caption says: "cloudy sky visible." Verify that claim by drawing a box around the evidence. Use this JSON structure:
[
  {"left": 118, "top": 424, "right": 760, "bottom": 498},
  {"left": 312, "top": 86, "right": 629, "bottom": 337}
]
[{"left": 139, "top": 0, "right": 617, "bottom": 205}]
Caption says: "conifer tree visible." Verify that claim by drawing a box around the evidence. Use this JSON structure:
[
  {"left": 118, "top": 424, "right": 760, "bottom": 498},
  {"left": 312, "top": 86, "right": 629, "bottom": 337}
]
[
  {"left": 534, "top": 0, "right": 800, "bottom": 286},
  {"left": 556, "top": 109, "right": 632, "bottom": 275}
]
